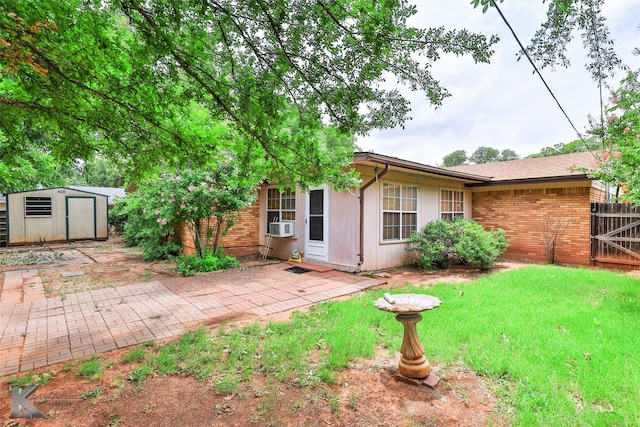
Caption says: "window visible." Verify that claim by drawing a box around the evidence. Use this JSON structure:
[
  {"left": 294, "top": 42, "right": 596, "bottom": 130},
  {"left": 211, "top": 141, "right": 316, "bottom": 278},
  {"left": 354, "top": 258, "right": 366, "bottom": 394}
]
[
  {"left": 25, "top": 196, "right": 53, "bottom": 217},
  {"left": 440, "top": 189, "right": 464, "bottom": 220},
  {"left": 267, "top": 188, "right": 295, "bottom": 229},
  {"left": 382, "top": 183, "right": 417, "bottom": 241}
]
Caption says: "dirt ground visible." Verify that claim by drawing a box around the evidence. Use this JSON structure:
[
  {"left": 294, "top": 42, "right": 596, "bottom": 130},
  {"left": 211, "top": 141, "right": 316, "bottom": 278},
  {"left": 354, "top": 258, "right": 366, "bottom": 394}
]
[{"left": 1, "top": 239, "right": 516, "bottom": 427}]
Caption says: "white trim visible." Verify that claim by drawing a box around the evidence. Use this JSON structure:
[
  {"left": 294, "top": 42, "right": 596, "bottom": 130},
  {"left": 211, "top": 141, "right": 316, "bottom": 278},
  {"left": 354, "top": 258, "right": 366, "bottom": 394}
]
[
  {"left": 305, "top": 185, "right": 329, "bottom": 261},
  {"left": 380, "top": 182, "right": 418, "bottom": 242}
]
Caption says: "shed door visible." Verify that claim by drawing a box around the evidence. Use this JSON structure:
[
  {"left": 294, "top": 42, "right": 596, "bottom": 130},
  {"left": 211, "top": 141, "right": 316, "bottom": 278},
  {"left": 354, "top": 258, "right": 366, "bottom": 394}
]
[
  {"left": 305, "top": 187, "right": 328, "bottom": 260},
  {"left": 66, "top": 197, "right": 96, "bottom": 240}
]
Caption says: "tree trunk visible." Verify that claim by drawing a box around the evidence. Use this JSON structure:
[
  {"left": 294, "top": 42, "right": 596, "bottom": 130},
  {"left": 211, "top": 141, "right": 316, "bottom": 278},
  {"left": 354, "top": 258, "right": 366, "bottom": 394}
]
[{"left": 212, "top": 215, "right": 224, "bottom": 254}]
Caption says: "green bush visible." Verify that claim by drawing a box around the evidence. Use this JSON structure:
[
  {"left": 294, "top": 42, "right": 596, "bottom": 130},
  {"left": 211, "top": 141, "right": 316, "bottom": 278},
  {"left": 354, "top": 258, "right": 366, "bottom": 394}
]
[
  {"left": 177, "top": 250, "right": 240, "bottom": 276},
  {"left": 455, "top": 223, "right": 508, "bottom": 270},
  {"left": 407, "top": 219, "right": 508, "bottom": 271},
  {"left": 112, "top": 193, "right": 181, "bottom": 260}
]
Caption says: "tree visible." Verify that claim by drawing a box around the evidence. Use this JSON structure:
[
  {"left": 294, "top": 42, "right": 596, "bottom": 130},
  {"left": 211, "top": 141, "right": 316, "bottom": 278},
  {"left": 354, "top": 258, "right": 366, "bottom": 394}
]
[
  {"left": 474, "top": 0, "right": 624, "bottom": 82},
  {"left": 0, "top": 1, "right": 498, "bottom": 189},
  {"left": 0, "top": 125, "right": 76, "bottom": 193},
  {"left": 73, "top": 155, "right": 126, "bottom": 188},
  {"left": 117, "top": 162, "right": 259, "bottom": 260},
  {"left": 442, "top": 150, "right": 468, "bottom": 167},
  {"left": 498, "top": 149, "right": 519, "bottom": 161},
  {"left": 587, "top": 62, "right": 640, "bottom": 203},
  {"left": 527, "top": 137, "right": 602, "bottom": 158},
  {"left": 469, "top": 146, "right": 500, "bottom": 164}
]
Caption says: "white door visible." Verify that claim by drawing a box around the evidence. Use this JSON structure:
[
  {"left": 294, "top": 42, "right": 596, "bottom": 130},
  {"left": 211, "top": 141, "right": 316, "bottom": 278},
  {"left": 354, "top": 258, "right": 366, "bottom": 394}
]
[
  {"left": 305, "top": 187, "right": 328, "bottom": 260},
  {"left": 67, "top": 197, "right": 96, "bottom": 240}
]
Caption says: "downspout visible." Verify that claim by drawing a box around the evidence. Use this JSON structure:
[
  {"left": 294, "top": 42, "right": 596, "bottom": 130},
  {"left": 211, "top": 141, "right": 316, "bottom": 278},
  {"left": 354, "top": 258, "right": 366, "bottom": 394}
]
[{"left": 357, "top": 163, "right": 390, "bottom": 272}]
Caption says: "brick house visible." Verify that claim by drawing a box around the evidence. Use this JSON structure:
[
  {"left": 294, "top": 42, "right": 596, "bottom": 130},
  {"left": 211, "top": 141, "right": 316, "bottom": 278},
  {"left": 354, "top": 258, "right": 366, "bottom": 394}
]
[
  {"left": 445, "top": 152, "right": 609, "bottom": 265},
  {"left": 188, "top": 151, "right": 608, "bottom": 269}
]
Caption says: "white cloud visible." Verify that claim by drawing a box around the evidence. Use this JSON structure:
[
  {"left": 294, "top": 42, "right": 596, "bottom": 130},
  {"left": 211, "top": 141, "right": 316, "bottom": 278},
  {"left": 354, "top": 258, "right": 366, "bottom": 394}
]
[{"left": 357, "top": 0, "right": 640, "bottom": 166}]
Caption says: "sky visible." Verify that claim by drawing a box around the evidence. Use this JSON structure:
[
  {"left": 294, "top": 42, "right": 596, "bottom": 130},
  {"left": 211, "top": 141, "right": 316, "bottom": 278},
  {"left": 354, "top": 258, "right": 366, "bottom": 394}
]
[{"left": 356, "top": 0, "right": 640, "bottom": 166}]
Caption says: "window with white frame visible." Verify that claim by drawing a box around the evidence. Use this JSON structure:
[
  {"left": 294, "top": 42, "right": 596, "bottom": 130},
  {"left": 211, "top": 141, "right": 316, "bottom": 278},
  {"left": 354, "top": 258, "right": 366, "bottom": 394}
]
[
  {"left": 440, "top": 189, "right": 464, "bottom": 220},
  {"left": 266, "top": 187, "right": 295, "bottom": 228},
  {"left": 25, "top": 196, "right": 53, "bottom": 217},
  {"left": 382, "top": 183, "right": 417, "bottom": 241}
]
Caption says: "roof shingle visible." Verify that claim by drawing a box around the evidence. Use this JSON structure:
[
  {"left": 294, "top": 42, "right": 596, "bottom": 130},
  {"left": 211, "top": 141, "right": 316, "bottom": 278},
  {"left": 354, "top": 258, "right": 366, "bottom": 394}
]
[{"left": 444, "top": 152, "right": 599, "bottom": 182}]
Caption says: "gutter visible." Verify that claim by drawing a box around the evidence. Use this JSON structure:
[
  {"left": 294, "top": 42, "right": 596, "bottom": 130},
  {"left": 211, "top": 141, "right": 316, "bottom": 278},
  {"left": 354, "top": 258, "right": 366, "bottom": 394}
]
[
  {"left": 357, "top": 163, "right": 389, "bottom": 272},
  {"left": 463, "top": 174, "right": 590, "bottom": 187}
]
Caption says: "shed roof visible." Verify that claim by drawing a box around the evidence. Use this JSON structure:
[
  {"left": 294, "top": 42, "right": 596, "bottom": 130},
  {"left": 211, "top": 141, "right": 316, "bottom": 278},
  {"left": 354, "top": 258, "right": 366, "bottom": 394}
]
[
  {"left": 68, "top": 186, "right": 126, "bottom": 205},
  {"left": 444, "top": 152, "right": 600, "bottom": 184}
]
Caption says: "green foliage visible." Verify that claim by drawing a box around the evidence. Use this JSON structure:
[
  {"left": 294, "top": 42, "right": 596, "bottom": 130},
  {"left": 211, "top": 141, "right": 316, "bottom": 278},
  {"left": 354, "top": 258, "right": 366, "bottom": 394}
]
[
  {"left": 443, "top": 147, "right": 519, "bottom": 166},
  {"left": 474, "top": 0, "right": 624, "bottom": 83},
  {"left": 455, "top": 223, "right": 508, "bottom": 270},
  {"left": 524, "top": 0, "right": 623, "bottom": 82},
  {"left": 527, "top": 137, "right": 602, "bottom": 158},
  {"left": 72, "top": 155, "right": 126, "bottom": 187},
  {"left": 122, "top": 348, "right": 147, "bottom": 363},
  {"left": 67, "top": 265, "right": 640, "bottom": 425},
  {"left": 128, "top": 365, "right": 152, "bottom": 386},
  {"left": 468, "top": 146, "right": 500, "bottom": 164},
  {"left": 177, "top": 251, "right": 240, "bottom": 276},
  {"left": 78, "top": 356, "right": 104, "bottom": 380},
  {"left": 406, "top": 220, "right": 457, "bottom": 270},
  {"left": 108, "top": 196, "right": 128, "bottom": 235},
  {"left": 1, "top": 0, "right": 497, "bottom": 189},
  {"left": 8, "top": 372, "right": 53, "bottom": 389},
  {"left": 115, "top": 164, "right": 257, "bottom": 260},
  {"left": 442, "top": 149, "right": 468, "bottom": 167},
  {"left": 498, "top": 148, "right": 519, "bottom": 161},
  {"left": 423, "top": 266, "right": 640, "bottom": 426},
  {"left": 407, "top": 219, "right": 508, "bottom": 270},
  {"left": 0, "top": 136, "right": 71, "bottom": 193},
  {"left": 586, "top": 63, "right": 640, "bottom": 204},
  {"left": 82, "top": 388, "right": 103, "bottom": 400}
]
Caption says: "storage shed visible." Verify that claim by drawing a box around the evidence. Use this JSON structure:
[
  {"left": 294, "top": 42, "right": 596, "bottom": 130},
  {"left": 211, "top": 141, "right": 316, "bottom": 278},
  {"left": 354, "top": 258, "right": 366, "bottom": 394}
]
[{"left": 5, "top": 187, "right": 109, "bottom": 246}]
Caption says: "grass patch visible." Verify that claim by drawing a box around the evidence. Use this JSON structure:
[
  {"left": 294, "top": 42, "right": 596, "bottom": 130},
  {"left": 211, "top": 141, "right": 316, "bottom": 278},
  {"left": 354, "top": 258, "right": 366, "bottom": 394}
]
[
  {"left": 421, "top": 265, "right": 640, "bottom": 425},
  {"left": 8, "top": 372, "right": 53, "bottom": 389},
  {"left": 78, "top": 356, "right": 104, "bottom": 380},
  {"left": 78, "top": 265, "right": 639, "bottom": 426},
  {"left": 122, "top": 348, "right": 147, "bottom": 363}
]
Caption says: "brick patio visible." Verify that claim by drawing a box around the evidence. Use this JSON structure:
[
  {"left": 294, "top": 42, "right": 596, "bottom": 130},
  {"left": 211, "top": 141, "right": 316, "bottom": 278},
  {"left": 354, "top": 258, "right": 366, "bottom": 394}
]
[{"left": 0, "top": 263, "right": 385, "bottom": 377}]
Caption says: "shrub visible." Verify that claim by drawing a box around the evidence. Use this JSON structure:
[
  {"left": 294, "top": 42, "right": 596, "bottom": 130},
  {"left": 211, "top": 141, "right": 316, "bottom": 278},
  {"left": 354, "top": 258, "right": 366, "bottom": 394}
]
[
  {"left": 455, "top": 223, "right": 508, "bottom": 270},
  {"left": 407, "top": 219, "right": 508, "bottom": 271},
  {"left": 177, "top": 250, "right": 240, "bottom": 276},
  {"left": 112, "top": 193, "right": 181, "bottom": 260},
  {"left": 406, "top": 220, "right": 457, "bottom": 270}
]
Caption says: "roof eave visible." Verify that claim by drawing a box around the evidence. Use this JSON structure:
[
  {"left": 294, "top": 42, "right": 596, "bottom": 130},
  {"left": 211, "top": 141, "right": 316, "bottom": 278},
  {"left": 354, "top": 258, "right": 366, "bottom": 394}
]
[
  {"left": 464, "top": 174, "right": 591, "bottom": 187},
  {"left": 353, "top": 152, "right": 490, "bottom": 183}
]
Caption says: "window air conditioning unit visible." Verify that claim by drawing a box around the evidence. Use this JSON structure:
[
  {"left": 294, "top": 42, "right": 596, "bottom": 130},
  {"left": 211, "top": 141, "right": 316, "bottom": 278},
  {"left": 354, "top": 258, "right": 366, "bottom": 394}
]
[{"left": 269, "top": 221, "right": 295, "bottom": 237}]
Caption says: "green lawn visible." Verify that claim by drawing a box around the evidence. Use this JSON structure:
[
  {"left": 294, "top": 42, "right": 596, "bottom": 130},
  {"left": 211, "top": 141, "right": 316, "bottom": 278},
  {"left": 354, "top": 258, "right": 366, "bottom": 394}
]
[
  {"left": 17, "top": 264, "right": 638, "bottom": 425},
  {"left": 150, "top": 265, "right": 640, "bottom": 425},
  {"left": 411, "top": 265, "right": 640, "bottom": 426}
]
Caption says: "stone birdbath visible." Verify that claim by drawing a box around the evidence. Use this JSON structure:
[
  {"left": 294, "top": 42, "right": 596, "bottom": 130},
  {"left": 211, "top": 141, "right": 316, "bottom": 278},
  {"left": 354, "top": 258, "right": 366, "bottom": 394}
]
[{"left": 374, "top": 293, "right": 442, "bottom": 386}]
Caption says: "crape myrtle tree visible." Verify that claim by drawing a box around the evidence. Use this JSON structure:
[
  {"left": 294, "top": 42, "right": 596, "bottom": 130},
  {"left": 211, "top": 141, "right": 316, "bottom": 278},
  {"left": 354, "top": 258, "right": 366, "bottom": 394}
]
[
  {"left": 0, "top": 0, "right": 498, "bottom": 190},
  {"left": 116, "top": 160, "right": 259, "bottom": 261},
  {"left": 587, "top": 62, "right": 640, "bottom": 203}
]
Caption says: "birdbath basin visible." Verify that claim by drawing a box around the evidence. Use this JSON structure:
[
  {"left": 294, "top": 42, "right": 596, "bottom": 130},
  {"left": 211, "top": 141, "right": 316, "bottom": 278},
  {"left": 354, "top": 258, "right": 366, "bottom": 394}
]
[{"left": 374, "top": 293, "right": 441, "bottom": 380}]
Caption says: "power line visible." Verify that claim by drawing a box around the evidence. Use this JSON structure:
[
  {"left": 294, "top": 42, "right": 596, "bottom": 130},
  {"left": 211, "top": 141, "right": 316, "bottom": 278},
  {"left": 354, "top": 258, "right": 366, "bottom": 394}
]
[{"left": 489, "top": 0, "right": 597, "bottom": 157}]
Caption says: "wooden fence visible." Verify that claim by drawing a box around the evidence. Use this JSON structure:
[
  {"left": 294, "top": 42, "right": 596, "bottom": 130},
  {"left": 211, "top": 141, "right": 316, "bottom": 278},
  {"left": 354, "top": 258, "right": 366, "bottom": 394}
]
[{"left": 591, "top": 203, "right": 640, "bottom": 268}]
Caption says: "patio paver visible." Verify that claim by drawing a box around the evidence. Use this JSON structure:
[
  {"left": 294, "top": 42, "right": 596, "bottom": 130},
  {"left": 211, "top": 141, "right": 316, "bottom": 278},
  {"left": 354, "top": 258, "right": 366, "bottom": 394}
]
[{"left": 0, "top": 262, "right": 385, "bottom": 377}]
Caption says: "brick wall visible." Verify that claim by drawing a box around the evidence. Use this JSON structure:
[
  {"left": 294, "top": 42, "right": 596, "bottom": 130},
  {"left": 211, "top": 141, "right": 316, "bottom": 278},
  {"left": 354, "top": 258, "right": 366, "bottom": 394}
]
[
  {"left": 471, "top": 186, "right": 595, "bottom": 265},
  {"left": 176, "top": 200, "right": 260, "bottom": 257}
]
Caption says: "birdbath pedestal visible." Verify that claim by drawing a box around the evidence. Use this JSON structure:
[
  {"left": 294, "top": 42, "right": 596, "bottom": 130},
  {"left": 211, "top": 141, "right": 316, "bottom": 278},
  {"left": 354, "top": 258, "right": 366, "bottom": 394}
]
[{"left": 374, "top": 293, "right": 441, "bottom": 386}]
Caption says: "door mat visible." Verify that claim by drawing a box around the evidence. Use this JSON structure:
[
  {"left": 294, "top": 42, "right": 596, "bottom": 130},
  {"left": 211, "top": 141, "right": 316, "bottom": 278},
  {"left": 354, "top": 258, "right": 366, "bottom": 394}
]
[{"left": 284, "top": 266, "right": 311, "bottom": 274}]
